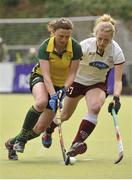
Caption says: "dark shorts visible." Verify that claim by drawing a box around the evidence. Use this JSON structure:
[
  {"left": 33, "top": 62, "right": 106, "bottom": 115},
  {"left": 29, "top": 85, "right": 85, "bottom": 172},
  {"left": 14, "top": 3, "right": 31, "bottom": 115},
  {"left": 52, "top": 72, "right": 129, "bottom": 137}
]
[
  {"left": 67, "top": 81, "right": 108, "bottom": 97},
  {"left": 29, "top": 73, "right": 44, "bottom": 92}
]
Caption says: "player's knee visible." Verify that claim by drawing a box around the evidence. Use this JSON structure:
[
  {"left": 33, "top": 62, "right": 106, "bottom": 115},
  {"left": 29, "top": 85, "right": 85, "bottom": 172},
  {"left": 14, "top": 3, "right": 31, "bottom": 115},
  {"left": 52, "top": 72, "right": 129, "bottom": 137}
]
[
  {"left": 90, "top": 102, "right": 102, "bottom": 114},
  {"left": 35, "top": 98, "right": 47, "bottom": 112}
]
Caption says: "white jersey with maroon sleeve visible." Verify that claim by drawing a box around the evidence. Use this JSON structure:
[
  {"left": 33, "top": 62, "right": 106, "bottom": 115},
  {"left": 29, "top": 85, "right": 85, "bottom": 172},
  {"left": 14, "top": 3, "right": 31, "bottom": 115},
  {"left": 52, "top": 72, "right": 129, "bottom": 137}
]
[{"left": 74, "top": 37, "right": 125, "bottom": 86}]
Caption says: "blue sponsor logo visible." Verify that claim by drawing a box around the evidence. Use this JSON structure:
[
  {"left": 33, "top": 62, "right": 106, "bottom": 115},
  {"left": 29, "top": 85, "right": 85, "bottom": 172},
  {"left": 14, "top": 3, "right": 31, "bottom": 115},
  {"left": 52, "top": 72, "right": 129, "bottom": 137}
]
[{"left": 89, "top": 61, "right": 109, "bottom": 70}]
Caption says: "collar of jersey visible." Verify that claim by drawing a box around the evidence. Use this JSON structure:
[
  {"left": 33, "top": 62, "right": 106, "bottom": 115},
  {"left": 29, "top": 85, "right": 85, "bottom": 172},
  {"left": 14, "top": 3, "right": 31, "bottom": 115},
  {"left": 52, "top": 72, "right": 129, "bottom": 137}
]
[{"left": 46, "top": 36, "right": 72, "bottom": 53}]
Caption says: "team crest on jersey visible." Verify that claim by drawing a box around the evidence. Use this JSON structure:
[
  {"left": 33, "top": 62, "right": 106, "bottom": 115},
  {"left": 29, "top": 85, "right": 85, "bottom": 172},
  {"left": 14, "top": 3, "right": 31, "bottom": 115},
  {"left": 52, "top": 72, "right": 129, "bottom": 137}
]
[
  {"left": 107, "top": 56, "right": 113, "bottom": 64},
  {"left": 89, "top": 61, "right": 109, "bottom": 70}
]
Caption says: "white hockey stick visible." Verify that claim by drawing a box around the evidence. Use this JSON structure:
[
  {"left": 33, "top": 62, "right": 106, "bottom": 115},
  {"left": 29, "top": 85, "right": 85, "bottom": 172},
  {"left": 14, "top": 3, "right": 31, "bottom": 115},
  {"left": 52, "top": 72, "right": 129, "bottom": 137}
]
[{"left": 111, "top": 108, "right": 124, "bottom": 164}]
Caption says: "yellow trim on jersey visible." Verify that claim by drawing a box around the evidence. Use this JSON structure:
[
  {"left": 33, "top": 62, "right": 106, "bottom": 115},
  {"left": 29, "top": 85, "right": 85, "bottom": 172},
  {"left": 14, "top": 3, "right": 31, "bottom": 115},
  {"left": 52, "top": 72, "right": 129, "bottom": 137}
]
[
  {"left": 66, "top": 38, "right": 72, "bottom": 52},
  {"left": 46, "top": 36, "right": 72, "bottom": 53},
  {"left": 46, "top": 37, "right": 54, "bottom": 52}
]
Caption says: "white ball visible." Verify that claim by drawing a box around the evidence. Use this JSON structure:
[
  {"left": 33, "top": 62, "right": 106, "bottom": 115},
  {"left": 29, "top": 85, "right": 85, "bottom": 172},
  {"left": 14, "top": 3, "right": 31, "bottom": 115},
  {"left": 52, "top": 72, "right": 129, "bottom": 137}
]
[{"left": 69, "top": 157, "right": 76, "bottom": 165}]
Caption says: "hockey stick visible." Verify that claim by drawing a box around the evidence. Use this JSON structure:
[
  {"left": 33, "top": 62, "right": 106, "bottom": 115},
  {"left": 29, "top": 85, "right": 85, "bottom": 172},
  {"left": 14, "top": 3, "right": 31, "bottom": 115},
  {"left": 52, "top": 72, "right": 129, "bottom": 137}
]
[
  {"left": 56, "top": 97, "right": 70, "bottom": 165},
  {"left": 111, "top": 108, "right": 124, "bottom": 164}
]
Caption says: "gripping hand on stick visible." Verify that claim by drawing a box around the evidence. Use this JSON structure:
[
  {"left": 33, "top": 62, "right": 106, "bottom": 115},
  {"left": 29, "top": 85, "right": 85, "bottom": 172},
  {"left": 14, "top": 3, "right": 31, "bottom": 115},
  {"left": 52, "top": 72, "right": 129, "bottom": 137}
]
[
  {"left": 57, "top": 87, "right": 67, "bottom": 102},
  {"left": 49, "top": 94, "right": 58, "bottom": 113},
  {"left": 108, "top": 96, "right": 121, "bottom": 114}
]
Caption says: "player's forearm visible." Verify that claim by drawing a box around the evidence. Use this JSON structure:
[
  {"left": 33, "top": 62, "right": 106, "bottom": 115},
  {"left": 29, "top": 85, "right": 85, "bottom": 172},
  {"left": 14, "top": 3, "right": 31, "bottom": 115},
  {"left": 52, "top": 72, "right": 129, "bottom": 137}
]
[
  {"left": 40, "top": 60, "right": 56, "bottom": 96},
  {"left": 44, "top": 76, "right": 56, "bottom": 96},
  {"left": 64, "top": 60, "right": 79, "bottom": 88},
  {"left": 113, "top": 81, "right": 122, "bottom": 97},
  {"left": 64, "top": 75, "right": 75, "bottom": 89}
]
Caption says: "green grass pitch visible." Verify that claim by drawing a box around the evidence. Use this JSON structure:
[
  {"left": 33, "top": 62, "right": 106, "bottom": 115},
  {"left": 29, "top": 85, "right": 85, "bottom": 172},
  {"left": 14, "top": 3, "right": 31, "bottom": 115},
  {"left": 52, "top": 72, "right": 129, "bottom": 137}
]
[{"left": 0, "top": 94, "right": 132, "bottom": 179}]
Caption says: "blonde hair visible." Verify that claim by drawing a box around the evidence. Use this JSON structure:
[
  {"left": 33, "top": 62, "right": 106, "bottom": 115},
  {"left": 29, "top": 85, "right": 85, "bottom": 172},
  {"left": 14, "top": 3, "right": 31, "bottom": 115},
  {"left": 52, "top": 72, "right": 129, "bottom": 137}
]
[
  {"left": 93, "top": 14, "right": 116, "bottom": 38},
  {"left": 47, "top": 18, "right": 73, "bottom": 35}
]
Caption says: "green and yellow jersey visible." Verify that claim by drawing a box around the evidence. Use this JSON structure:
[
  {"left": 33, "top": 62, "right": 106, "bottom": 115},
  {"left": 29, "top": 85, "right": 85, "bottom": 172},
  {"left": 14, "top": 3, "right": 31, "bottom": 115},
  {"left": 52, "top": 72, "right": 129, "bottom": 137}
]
[{"left": 32, "top": 36, "right": 82, "bottom": 87}]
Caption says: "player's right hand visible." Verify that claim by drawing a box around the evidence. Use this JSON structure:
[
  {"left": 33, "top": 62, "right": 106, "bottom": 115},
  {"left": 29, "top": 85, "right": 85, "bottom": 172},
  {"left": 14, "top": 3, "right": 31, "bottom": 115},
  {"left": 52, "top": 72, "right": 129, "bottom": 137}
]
[
  {"left": 49, "top": 94, "right": 58, "bottom": 113},
  {"left": 108, "top": 96, "right": 121, "bottom": 114}
]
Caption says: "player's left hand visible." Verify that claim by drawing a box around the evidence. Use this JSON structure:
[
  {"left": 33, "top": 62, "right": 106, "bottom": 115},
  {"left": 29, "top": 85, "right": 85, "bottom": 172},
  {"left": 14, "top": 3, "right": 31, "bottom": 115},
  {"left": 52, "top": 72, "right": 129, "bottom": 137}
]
[
  {"left": 57, "top": 87, "right": 67, "bottom": 102},
  {"left": 108, "top": 96, "right": 121, "bottom": 114}
]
